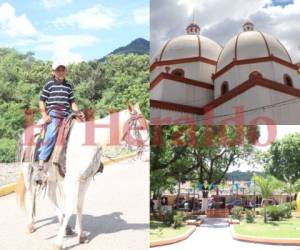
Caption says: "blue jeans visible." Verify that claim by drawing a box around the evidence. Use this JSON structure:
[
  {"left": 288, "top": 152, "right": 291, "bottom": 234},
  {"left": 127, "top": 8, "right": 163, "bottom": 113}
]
[{"left": 38, "top": 110, "right": 67, "bottom": 161}]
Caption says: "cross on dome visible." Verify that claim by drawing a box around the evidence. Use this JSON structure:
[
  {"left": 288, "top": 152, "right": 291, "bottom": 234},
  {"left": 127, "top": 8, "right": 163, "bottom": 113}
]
[
  {"left": 243, "top": 21, "right": 254, "bottom": 32},
  {"left": 186, "top": 23, "right": 200, "bottom": 35}
]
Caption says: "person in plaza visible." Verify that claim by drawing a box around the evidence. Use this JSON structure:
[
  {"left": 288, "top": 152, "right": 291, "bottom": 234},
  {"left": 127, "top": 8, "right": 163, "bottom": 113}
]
[
  {"left": 38, "top": 61, "right": 84, "bottom": 171},
  {"left": 150, "top": 199, "right": 154, "bottom": 213}
]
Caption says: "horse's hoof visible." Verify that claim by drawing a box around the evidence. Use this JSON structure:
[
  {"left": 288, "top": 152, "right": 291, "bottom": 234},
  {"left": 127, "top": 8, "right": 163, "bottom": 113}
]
[
  {"left": 27, "top": 223, "right": 34, "bottom": 233},
  {"left": 78, "top": 232, "right": 88, "bottom": 244},
  {"left": 65, "top": 225, "right": 75, "bottom": 236},
  {"left": 52, "top": 244, "right": 62, "bottom": 250}
]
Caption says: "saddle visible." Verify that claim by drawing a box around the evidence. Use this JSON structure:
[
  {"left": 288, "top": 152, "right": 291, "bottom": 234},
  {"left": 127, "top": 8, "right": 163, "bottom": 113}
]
[{"left": 21, "top": 112, "right": 85, "bottom": 177}]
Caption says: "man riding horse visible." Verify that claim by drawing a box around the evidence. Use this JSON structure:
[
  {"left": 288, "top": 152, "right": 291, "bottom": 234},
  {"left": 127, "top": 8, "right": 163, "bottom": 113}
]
[{"left": 38, "top": 61, "right": 84, "bottom": 175}]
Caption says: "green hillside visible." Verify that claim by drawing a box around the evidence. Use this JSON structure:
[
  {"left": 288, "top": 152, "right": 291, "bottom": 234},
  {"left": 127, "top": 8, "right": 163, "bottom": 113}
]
[{"left": 225, "top": 170, "right": 265, "bottom": 181}]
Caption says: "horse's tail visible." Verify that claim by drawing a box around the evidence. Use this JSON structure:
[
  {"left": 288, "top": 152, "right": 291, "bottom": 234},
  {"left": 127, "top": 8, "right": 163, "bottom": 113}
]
[
  {"left": 16, "top": 172, "right": 26, "bottom": 208},
  {"left": 16, "top": 133, "right": 24, "bottom": 163}
]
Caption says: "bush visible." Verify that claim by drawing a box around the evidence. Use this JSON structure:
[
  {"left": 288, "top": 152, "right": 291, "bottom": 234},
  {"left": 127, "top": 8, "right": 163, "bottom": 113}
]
[
  {"left": 245, "top": 210, "right": 255, "bottom": 223},
  {"left": 173, "top": 212, "right": 185, "bottom": 228},
  {"left": 0, "top": 138, "right": 17, "bottom": 162},
  {"left": 278, "top": 204, "right": 292, "bottom": 218},
  {"left": 231, "top": 206, "right": 243, "bottom": 220},
  {"left": 286, "top": 201, "right": 296, "bottom": 211},
  {"left": 266, "top": 204, "right": 292, "bottom": 221},
  {"left": 266, "top": 205, "right": 284, "bottom": 221},
  {"left": 163, "top": 211, "right": 175, "bottom": 226},
  {"left": 291, "top": 200, "right": 296, "bottom": 210}
]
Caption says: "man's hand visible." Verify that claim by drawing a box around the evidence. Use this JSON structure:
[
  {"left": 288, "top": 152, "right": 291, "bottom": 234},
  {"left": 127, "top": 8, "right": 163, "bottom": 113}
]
[
  {"left": 42, "top": 114, "right": 51, "bottom": 123},
  {"left": 74, "top": 110, "right": 85, "bottom": 121},
  {"left": 78, "top": 111, "right": 85, "bottom": 121}
]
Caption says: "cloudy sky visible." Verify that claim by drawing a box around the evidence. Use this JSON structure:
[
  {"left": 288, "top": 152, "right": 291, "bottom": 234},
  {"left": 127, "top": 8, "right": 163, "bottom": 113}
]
[
  {"left": 0, "top": 0, "right": 149, "bottom": 63},
  {"left": 151, "top": 0, "right": 300, "bottom": 62}
]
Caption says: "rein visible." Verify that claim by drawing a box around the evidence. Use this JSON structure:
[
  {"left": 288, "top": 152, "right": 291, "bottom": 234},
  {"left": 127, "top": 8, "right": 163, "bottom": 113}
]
[{"left": 102, "top": 112, "right": 148, "bottom": 160}]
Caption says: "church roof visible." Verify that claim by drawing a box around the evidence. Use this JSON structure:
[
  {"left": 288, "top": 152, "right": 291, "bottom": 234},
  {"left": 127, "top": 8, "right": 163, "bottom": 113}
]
[
  {"left": 151, "top": 23, "right": 222, "bottom": 66},
  {"left": 217, "top": 22, "right": 292, "bottom": 71}
]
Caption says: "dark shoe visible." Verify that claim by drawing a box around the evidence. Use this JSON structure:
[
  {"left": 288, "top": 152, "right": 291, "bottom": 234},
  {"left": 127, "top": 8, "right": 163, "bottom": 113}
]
[
  {"left": 65, "top": 225, "right": 76, "bottom": 236},
  {"left": 97, "top": 162, "right": 104, "bottom": 173}
]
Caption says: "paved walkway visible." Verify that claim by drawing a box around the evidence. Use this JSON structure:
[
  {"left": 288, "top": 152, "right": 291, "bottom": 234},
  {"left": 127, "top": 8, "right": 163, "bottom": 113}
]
[
  {"left": 0, "top": 158, "right": 149, "bottom": 250},
  {"left": 156, "top": 218, "right": 299, "bottom": 250}
]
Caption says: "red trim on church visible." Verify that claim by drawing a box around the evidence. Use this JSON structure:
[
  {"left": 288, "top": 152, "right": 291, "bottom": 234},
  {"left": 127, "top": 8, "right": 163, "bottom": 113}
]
[
  {"left": 213, "top": 55, "right": 298, "bottom": 80},
  {"left": 151, "top": 76, "right": 300, "bottom": 115},
  {"left": 150, "top": 99, "right": 204, "bottom": 115},
  {"left": 259, "top": 31, "right": 271, "bottom": 56},
  {"left": 150, "top": 72, "right": 214, "bottom": 90},
  {"left": 159, "top": 39, "right": 172, "bottom": 61},
  {"left": 150, "top": 56, "right": 217, "bottom": 72}
]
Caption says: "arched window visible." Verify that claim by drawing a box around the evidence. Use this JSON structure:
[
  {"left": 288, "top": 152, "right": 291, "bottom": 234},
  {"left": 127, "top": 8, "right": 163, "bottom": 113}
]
[
  {"left": 171, "top": 68, "right": 185, "bottom": 78},
  {"left": 249, "top": 71, "right": 263, "bottom": 80},
  {"left": 284, "top": 74, "right": 293, "bottom": 87},
  {"left": 221, "top": 81, "right": 229, "bottom": 95}
]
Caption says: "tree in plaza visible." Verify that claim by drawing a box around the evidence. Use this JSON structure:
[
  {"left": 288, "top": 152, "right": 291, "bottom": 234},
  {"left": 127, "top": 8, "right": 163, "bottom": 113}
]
[
  {"left": 150, "top": 126, "right": 190, "bottom": 201},
  {"left": 265, "top": 133, "right": 300, "bottom": 183},
  {"left": 150, "top": 125, "right": 258, "bottom": 199},
  {"left": 280, "top": 178, "right": 300, "bottom": 212},
  {"left": 252, "top": 175, "right": 282, "bottom": 223}
]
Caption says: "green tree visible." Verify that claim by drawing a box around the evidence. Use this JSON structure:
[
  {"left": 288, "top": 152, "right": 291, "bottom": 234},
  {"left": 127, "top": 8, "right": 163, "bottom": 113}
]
[
  {"left": 0, "top": 49, "right": 149, "bottom": 163},
  {"left": 252, "top": 175, "right": 282, "bottom": 223},
  {"left": 265, "top": 133, "right": 300, "bottom": 183},
  {"left": 151, "top": 125, "right": 258, "bottom": 197}
]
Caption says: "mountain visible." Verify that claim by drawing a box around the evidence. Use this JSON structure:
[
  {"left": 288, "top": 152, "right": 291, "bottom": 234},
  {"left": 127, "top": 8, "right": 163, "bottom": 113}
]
[
  {"left": 99, "top": 38, "right": 149, "bottom": 61},
  {"left": 225, "top": 170, "right": 265, "bottom": 181}
]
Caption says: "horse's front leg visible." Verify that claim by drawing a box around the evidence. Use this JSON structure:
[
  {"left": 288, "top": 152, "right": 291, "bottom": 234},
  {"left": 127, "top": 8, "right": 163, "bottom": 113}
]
[
  {"left": 47, "top": 181, "right": 64, "bottom": 224},
  {"left": 53, "top": 179, "right": 76, "bottom": 250},
  {"left": 25, "top": 186, "right": 35, "bottom": 233},
  {"left": 75, "top": 179, "right": 90, "bottom": 243},
  {"left": 22, "top": 163, "right": 35, "bottom": 233},
  {"left": 48, "top": 181, "right": 75, "bottom": 236}
]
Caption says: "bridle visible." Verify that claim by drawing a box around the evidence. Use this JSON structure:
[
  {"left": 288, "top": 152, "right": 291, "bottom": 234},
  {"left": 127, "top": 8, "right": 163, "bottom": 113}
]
[
  {"left": 121, "top": 111, "right": 149, "bottom": 155},
  {"left": 100, "top": 110, "right": 149, "bottom": 160}
]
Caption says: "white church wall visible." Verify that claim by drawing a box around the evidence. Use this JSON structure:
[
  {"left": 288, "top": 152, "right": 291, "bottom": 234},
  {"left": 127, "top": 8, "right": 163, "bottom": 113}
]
[
  {"left": 150, "top": 62, "right": 215, "bottom": 84},
  {"left": 150, "top": 66, "right": 162, "bottom": 82},
  {"left": 150, "top": 81, "right": 164, "bottom": 100},
  {"left": 214, "top": 62, "right": 299, "bottom": 98},
  {"left": 151, "top": 78, "right": 213, "bottom": 107},
  {"left": 151, "top": 108, "right": 201, "bottom": 125},
  {"left": 271, "top": 63, "right": 300, "bottom": 89},
  {"left": 212, "top": 85, "right": 300, "bottom": 124}
]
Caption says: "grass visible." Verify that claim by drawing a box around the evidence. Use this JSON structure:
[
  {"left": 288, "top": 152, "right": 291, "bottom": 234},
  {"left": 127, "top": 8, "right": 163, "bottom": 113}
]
[
  {"left": 150, "top": 220, "right": 191, "bottom": 241},
  {"left": 234, "top": 217, "right": 300, "bottom": 238}
]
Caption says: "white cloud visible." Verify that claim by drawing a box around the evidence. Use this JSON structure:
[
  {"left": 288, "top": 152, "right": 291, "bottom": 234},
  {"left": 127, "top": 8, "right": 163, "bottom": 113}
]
[
  {"left": 52, "top": 5, "right": 116, "bottom": 30},
  {"left": 41, "top": 0, "right": 72, "bottom": 8},
  {"left": 0, "top": 3, "right": 36, "bottom": 37},
  {"left": 133, "top": 8, "right": 149, "bottom": 25},
  {"left": 151, "top": 0, "right": 300, "bottom": 62},
  {"left": 15, "top": 33, "right": 98, "bottom": 63},
  {"left": 34, "top": 34, "right": 98, "bottom": 63}
]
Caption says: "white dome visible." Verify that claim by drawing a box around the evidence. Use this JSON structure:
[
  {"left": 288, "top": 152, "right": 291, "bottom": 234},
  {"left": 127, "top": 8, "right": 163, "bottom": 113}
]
[
  {"left": 217, "top": 25, "right": 292, "bottom": 71},
  {"left": 153, "top": 34, "right": 222, "bottom": 63}
]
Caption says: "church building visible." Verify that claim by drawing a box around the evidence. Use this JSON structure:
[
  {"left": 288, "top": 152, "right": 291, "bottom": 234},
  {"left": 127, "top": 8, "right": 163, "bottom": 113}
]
[{"left": 150, "top": 21, "right": 300, "bottom": 124}]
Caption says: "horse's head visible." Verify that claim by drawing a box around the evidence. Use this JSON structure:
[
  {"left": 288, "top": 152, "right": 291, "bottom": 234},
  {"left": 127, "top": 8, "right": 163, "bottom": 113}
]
[{"left": 119, "top": 103, "right": 149, "bottom": 151}]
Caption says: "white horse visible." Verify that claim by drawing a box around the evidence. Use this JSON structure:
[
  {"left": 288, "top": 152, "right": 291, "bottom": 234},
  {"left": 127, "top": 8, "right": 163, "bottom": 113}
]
[{"left": 16, "top": 103, "right": 148, "bottom": 250}]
